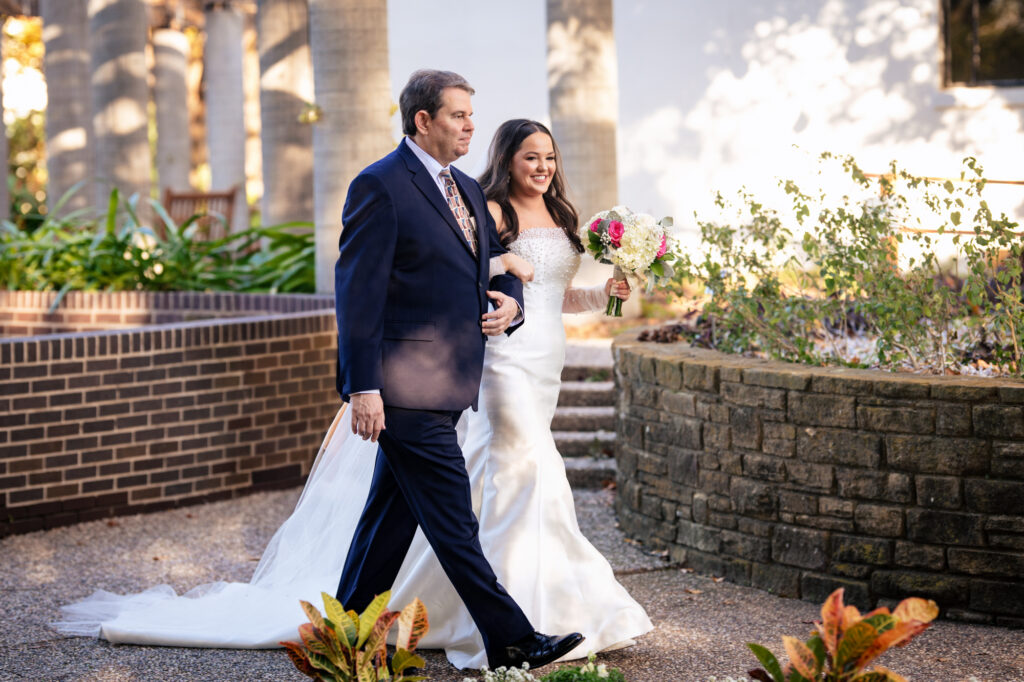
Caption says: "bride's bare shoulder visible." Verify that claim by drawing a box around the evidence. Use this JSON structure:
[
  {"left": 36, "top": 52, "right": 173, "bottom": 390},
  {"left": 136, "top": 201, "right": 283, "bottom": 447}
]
[{"left": 486, "top": 201, "right": 505, "bottom": 232}]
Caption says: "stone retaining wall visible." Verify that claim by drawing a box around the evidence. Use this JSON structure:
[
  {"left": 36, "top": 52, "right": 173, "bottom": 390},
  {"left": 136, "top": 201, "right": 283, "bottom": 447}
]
[
  {"left": 0, "top": 291, "right": 340, "bottom": 536},
  {"left": 613, "top": 337, "right": 1024, "bottom": 625}
]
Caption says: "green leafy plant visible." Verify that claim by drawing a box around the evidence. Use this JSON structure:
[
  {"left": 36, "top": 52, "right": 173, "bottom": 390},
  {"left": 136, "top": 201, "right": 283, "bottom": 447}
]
[
  {"left": 747, "top": 588, "right": 938, "bottom": 682},
  {"left": 673, "top": 153, "right": 1024, "bottom": 375},
  {"left": 0, "top": 187, "right": 315, "bottom": 302},
  {"left": 281, "top": 590, "right": 428, "bottom": 682}
]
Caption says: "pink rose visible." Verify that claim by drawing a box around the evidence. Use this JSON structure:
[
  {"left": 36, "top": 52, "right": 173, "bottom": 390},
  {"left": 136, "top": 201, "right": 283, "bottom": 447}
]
[
  {"left": 607, "top": 220, "right": 624, "bottom": 247},
  {"left": 656, "top": 234, "right": 667, "bottom": 258},
  {"left": 589, "top": 219, "right": 602, "bottom": 233}
]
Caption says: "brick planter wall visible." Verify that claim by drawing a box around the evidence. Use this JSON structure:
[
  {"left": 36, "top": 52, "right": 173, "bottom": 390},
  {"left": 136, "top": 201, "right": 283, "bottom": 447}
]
[
  {"left": 0, "top": 291, "right": 340, "bottom": 536},
  {"left": 0, "top": 290, "right": 333, "bottom": 337},
  {"left": 613, "top": 337, "right": 1024, "bottom": 625}
]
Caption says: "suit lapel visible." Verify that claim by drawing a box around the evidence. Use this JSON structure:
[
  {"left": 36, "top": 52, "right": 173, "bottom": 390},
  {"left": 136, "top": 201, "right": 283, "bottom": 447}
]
[{"left": 400, "top": 144, "right": 477, "bottom": 259}]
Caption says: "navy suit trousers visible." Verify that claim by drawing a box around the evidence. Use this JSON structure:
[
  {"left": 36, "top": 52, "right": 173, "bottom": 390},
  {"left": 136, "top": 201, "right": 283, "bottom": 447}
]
[{"left": 335, "top": 406, "right": 533, "bottom": 663}]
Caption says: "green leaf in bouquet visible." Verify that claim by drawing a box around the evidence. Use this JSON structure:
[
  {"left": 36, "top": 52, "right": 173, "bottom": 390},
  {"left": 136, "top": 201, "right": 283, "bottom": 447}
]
[
  {"left": 650, "top": 261, "right": 665, "bottom": 278},
  {"left": 660, "top": 216, "right": 674, "bottom": 227}
]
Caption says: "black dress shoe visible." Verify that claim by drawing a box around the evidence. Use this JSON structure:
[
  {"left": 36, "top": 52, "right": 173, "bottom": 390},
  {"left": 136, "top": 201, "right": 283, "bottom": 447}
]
[{"left": 496, "top": 631, "right": 585, "bottom": 670}]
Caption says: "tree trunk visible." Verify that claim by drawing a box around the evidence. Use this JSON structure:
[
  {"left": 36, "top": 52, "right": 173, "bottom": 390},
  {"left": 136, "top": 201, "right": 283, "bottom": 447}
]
[
  {"left": 0, "top": 30, "right": 8, "bottom": 223},
  {"left": 256, "top": 0, "right": 313, "bottom": 226},
  {"left": 547, "top": 0, "right": 635, "bottom": 315},
  {"left": 153, "top": 27, "right": 190, "bottom": 197},
  {"left": 242, "top": 10, "right": 262, "bottom": 225},
  {"left": 203, "top": 1, "right": 248, "bottom": 233},
  {"left": 41, "top": 0, "right": 94, "bottom": 215},
  {"left": 308, "top": 0, "right": 391, "bottom": 293},
  {"left": 186, "top": 26, "right": 206, "bottom": 191},
  {"left": 88, "top": 0, "right": 152, "bottom": 212}
]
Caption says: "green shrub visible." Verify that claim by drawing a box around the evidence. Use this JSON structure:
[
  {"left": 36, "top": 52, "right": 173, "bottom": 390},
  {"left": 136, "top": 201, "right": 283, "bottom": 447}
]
[
  {"left": 0, "top": 187, "right": 315, "bottom": 305},
  {"left": 674, "top": 154, "right": 1024, "bottom": 375}
]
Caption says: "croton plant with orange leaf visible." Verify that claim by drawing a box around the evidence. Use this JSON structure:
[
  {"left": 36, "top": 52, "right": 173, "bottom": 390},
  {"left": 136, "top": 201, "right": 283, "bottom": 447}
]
[
  {"left": 747, "top": 588, "right": 939, "bottom": 682},
  {"left": 281, "top": 589, "right": 429, "bottom": 682}
]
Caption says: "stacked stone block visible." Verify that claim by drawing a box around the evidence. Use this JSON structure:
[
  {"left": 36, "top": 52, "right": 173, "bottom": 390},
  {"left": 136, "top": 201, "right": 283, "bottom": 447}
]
[{"left": 613, "top": 339, "right": 1024, "bottom": 625}]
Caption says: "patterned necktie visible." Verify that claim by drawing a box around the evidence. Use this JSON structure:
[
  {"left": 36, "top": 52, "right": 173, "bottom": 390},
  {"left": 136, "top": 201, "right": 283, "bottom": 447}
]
[{"left": 439, "top": 168, "right": 478, "bottom": 256}]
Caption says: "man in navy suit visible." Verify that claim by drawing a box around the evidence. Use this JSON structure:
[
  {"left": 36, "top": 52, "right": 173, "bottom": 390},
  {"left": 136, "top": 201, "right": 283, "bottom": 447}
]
[{"left": 333, "top": 70, "right": 583, "bottom": 670}]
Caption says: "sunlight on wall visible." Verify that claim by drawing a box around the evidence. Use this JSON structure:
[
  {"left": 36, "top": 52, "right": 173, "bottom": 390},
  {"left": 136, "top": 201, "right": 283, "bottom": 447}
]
[{"left": 614, "top": 0, "right": 1024, "bottom": 259}]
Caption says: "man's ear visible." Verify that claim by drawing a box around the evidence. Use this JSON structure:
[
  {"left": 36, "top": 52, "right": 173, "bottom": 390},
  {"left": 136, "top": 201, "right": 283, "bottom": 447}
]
[{"left": 414, "top": 110, "right": 432, "bottom": 135}]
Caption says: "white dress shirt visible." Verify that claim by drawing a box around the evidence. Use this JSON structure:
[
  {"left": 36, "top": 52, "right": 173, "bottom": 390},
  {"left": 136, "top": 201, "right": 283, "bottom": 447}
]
[{"left": 405, "top": 137, "right": 449, "bottom": 196}]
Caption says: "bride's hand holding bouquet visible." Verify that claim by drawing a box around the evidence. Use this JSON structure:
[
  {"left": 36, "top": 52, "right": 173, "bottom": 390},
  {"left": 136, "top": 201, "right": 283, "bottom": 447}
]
[{"left": 583, "top": 206, "right": 677, "bottom": 316}]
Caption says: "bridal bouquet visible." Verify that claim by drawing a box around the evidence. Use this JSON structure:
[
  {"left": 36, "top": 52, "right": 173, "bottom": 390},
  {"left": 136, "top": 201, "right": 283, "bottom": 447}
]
[{"left": 584, "top": 205, "right": 677, "bottom": 316}]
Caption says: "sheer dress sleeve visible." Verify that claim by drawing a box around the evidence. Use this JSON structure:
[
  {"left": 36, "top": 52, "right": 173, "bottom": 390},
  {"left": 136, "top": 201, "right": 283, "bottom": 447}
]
[
  {"left": 562, "top": 284, "right": 608, "bottom": 314},
  {"left": 488, "top": 255, "right": 506, "bottom": 277}
]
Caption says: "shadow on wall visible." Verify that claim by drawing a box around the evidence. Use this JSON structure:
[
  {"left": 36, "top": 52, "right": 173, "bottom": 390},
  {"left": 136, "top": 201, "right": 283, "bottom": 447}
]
[{"left": 615, "top": 0, "right": 1024, "bottom": 232}]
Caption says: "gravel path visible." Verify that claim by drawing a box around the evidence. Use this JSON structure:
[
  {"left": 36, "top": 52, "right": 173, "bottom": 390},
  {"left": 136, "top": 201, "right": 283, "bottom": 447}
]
[{"left": 1, "top": 487, "right": 1020, "bottom": 681}]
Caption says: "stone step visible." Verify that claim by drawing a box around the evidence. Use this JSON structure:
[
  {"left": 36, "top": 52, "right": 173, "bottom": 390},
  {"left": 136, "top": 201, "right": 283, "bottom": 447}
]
[
  {"left": 557, "top": 380, "right": 615, "bottom": 407},
  {"left": 560, "top": 365, "right": 613, "bottom": 382},
  {"left": 558, "top": 349, "right": 617, "bottom": 490},
  {"left": 551, "top": 406, "right": 616, "bottom": 432},
  {"left": 553, "top": 430, "right": 616, "bottom": 458},
  {"left": 563, "top": 456, "right": 617, "bottom": 489}
]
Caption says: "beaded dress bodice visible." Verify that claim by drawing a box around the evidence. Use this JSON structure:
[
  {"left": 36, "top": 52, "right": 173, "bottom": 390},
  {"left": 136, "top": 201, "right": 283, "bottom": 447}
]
[{"left": 509, "top": 228, "right": 580, "bottom": 312}]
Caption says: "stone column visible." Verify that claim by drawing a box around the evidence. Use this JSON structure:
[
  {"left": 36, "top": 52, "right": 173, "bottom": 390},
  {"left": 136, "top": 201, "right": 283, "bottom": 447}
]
[
  {"left": 547, "top": 0, "right": 639, "bottom": 317},
  {"left": 41, "top": 0, "right": 94, "bottom": 214},
  {"left": 153, "top": 27, "right": 191, "bottom": 199},
  {"left": 308, "top": 0, "right": 392, "bottom": 294},
  {"left": 204, "top": 1, "right": 248, "bottom": 233},
  {"left": 88, "top": 0, "right": 152, "bottom": 211},
  {"left": 256, "top": 0, "right": 314, "bottom": 226}
]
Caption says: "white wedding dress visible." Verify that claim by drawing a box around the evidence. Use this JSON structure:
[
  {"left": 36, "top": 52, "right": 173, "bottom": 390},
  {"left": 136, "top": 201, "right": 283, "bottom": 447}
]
[{"left": 55, "top": 227, "right": 652, "bottom": 669}]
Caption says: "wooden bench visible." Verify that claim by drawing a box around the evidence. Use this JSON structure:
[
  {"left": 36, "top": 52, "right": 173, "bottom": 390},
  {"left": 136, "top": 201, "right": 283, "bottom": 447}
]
[{"left": 161, "top": 186, "right": 237, "bottom": 240}]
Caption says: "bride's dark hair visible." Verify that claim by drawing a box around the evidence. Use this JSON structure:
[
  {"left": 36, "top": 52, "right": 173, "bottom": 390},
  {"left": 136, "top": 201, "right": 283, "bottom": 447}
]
[{"left": 478, "top": 119, "right": 583, "bottom": 253}]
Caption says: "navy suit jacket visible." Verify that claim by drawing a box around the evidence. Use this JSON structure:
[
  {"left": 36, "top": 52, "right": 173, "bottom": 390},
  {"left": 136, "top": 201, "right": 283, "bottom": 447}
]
[{"left": 334, "top": 140, "right": 524, "bottom": 411}]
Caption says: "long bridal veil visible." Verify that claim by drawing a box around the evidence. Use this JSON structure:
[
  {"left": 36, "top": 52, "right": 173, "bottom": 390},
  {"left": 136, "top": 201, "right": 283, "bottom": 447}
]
[{"left": 54, "top": 406, "right": 386, "bottom": 648}]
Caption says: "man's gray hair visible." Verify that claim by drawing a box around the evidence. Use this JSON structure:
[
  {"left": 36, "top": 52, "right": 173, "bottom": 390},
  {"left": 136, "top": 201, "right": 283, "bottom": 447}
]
[{"left": 399, "top": 70, "right": 475, "bottom": 136}]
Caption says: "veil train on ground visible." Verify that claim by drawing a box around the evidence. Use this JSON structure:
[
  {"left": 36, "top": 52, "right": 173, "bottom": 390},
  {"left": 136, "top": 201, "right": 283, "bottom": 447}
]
[{"left": 54, "top": 405, "right": 387, "bottom": 649}]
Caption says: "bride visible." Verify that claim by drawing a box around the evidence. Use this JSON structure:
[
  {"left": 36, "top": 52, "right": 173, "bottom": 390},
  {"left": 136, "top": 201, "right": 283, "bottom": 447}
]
[{"left": 55, "top": 119, "right": 652, "bottom": 669}]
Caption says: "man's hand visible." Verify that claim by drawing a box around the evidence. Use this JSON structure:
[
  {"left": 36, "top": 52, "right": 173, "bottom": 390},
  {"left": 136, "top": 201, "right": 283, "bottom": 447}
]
[
  {"left": 482, "top": 290, "right": 519, "bottom": 335},
  {"left": 350, "top": 393, "right": 385, "bottom": 442}
]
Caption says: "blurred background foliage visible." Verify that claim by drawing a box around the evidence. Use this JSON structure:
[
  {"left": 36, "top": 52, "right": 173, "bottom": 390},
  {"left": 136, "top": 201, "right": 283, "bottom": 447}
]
[{"left": 3, "top": 16, "right": 47, "bottom": 232}]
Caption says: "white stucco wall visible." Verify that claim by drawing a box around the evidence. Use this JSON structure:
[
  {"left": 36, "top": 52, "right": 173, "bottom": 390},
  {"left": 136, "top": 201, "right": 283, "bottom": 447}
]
[{"left": 388, "top": 0, "right": 1024, "bottom": 243}]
